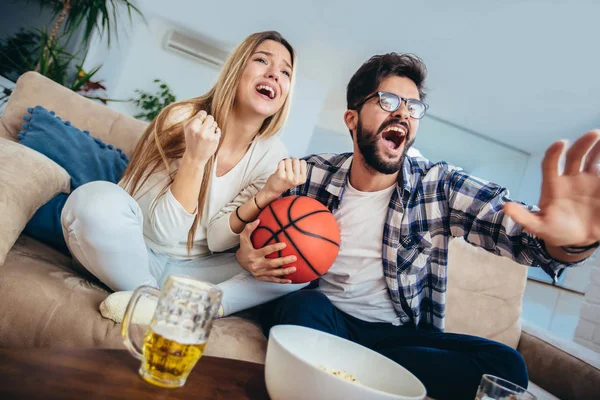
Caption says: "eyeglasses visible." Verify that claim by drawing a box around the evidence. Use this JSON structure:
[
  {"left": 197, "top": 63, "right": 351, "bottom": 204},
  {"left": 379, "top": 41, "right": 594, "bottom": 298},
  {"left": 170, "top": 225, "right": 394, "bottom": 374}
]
[{"left": 354, "top": 91, "right": 428, "bottom": 119}]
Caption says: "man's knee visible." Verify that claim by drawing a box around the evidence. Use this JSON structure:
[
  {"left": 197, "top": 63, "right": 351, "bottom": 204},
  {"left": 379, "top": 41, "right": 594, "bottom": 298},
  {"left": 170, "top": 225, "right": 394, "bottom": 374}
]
[
  {"left": 273, "top": 290, "right": 333, "bottom": 324},
  {"left": 480, "top": 343, "right": 529, "bottom": 390},
  {"left": 498, "top": 347, "right": 528, "bottom": 389}
]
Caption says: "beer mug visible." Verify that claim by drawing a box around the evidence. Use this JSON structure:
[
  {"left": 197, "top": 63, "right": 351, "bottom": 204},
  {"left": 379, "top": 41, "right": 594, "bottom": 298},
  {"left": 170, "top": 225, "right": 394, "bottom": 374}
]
[{"left": 122, "top": 275, "right": 222, "bottom": 388}]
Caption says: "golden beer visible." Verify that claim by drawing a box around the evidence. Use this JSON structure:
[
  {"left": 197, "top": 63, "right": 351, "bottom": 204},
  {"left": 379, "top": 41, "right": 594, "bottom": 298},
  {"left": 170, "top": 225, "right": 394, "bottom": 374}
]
[
  {"left": 122, "top": 276, "right": 222, "bottom": 388},
  {"left": 140, "top": 325, "right": 207, "bottom": 388}
]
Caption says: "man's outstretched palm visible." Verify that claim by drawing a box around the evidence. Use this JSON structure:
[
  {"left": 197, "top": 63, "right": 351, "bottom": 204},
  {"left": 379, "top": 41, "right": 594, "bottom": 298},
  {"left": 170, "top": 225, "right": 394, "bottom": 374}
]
[{"left": 504, "top": 131, "right": 600, "bottom": 247}]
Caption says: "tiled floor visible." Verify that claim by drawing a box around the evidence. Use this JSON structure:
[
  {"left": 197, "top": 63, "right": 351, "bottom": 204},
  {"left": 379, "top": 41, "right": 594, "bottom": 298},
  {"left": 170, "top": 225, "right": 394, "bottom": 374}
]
[{"left": 522, "top": 279, "right": 584, "bottom": 341}]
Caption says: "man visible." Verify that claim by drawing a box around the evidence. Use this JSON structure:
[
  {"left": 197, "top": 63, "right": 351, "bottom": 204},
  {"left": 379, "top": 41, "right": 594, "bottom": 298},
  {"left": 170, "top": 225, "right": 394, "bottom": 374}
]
[{"left": 236, "top": 53, "right": 600, "bottom": 399}]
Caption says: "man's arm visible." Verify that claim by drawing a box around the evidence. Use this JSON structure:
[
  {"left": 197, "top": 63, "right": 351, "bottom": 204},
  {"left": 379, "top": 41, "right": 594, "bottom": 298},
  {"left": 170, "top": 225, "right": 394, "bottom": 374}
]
[
  {"left": 445, "top": 131, "right": 600, "bottom": 279},
  {"left": 503, "top": 132, "right": 600, "bottom": 265},
  {"left": 444, "top": 168, "right": 584, "bottom": 280}
]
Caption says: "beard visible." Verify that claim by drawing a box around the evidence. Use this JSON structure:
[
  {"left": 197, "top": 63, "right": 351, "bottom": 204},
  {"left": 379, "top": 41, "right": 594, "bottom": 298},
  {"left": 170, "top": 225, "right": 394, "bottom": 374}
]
[{"left": 356, "top": 118, "right": 415, "bottom": 175}]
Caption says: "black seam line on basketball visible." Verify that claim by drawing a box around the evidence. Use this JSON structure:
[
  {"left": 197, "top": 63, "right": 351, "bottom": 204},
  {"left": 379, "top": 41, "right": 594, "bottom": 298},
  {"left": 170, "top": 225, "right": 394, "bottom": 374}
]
[
  {"left": 286, "top": 197, "right": 340, "bottom": 248},
  {"left": 255, "top": 226, "right": 276, "bottom": 249},
  {"left": 256, "top": 208, "right": 283, "bottom": 258},
  {"left": 268, "top": 200, "right": 322, "bottom": 277},
  {"left": 278, "top": 210, "right": 329, "bottom": 230},
  {"left": 260, "top": 209, "right": 332, "bottom": 245},
  {"left": 289, "top": 225, "right": 340, "bottom": 247}
]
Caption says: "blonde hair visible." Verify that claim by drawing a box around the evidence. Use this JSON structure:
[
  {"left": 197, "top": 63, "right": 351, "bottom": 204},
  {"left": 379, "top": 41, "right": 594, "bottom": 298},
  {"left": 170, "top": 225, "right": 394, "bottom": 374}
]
[{"left": 121, "top": 31, "right": 296, "bottom": 253}]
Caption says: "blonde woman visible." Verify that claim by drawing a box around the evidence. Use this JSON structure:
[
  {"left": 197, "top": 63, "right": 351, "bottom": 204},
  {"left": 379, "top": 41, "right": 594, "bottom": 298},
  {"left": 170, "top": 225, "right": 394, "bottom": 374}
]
[{"left": 61, "top": 31, "right": 307, "bottom": 320}]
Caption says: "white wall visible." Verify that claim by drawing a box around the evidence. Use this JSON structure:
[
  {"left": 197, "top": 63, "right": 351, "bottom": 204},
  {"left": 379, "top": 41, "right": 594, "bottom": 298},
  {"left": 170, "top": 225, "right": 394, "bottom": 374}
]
[
  {"left": 415, "top": 116, "right": 530, "bottom": 194},
  {"left": 279, "top": 73, "right": 327, "bottom": 157},
  {"left": 516, "top": 153, "right": 543, "bottom": 206},
  {"left": 307, "top": 127, "right": 353, "bottom": 155},
  {"left": 574, "top": 259, "right": 600, "bottom": 353},
  {"left": 85, "top": 16, "right": 220, "bottom": 117}
]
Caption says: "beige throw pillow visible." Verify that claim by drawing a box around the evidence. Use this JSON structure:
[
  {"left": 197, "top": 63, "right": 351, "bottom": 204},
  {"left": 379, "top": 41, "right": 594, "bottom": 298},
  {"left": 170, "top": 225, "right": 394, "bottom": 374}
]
[
  {"left": 445, "top": 237, "right": 529, "bottom": 348},
  {"left": 0, "top": 137, "right": 70, "bottom": 265}
]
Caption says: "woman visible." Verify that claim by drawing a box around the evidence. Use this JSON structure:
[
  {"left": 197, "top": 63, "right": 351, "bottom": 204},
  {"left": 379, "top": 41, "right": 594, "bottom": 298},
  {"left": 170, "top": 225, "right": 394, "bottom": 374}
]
[{"left": 61, "top": 31, "right": 307, "bottom": 319}]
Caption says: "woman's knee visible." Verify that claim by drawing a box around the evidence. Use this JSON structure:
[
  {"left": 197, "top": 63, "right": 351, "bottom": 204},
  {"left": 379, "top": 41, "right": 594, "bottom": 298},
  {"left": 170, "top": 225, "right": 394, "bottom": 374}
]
[{"left": 62, "top": 181, "right": 140, "bottom": 230}]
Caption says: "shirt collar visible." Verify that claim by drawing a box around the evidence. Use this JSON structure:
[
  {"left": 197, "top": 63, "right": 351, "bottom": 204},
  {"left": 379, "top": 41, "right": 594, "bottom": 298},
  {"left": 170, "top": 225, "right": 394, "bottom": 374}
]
[
  {"left": 401, "top": 155, "right": 415, "bottom": 194},
  {"left": 325, "top": 155, "right": 353, "bottom": 199},
  {"left": 325, "top": 154, "right": 415, "bottom": 201}
]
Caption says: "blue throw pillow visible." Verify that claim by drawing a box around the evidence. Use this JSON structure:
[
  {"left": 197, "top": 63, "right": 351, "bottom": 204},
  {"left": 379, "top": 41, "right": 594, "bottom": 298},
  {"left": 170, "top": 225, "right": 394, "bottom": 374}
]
[{"left": 18, "top": 105, "right": 130, "bottom": 254}]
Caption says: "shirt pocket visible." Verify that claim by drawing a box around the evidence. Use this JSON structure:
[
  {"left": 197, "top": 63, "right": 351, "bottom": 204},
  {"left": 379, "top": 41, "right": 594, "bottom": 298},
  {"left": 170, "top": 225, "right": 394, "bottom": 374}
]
[{"left": 397, "top": 231, "right": 432, "bottom": 275}]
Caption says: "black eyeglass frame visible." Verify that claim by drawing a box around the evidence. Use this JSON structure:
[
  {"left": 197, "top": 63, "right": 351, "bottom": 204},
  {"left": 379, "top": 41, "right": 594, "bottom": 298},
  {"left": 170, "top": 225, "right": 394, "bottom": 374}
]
[{"left": 352, "top": 91, "right": 429, "bottom": 119}]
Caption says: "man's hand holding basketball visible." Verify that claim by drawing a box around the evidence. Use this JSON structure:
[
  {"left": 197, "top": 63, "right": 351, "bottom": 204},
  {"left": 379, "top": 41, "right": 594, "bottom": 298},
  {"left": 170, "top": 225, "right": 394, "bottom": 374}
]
[{"left": 236, "top": 220, "right": 298, "bottom": 284}]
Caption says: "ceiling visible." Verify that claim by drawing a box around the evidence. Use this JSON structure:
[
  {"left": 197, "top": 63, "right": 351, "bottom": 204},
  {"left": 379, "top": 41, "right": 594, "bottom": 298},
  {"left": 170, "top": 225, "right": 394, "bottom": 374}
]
[{"left": 141, "top": 0, "right": 600, "bottom": 153}]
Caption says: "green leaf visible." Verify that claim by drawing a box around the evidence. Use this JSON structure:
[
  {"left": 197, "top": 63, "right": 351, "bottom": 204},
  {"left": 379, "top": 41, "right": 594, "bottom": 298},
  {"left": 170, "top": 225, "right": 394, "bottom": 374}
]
[
  {"left": 27, "top": 0, "right": 144, "bottom": 46},
  {"left": 70, "top": 64, "right": 101, "bottom": 91},
  {"left": 131, "top": 78, "right": 177, "bottom": 121}
]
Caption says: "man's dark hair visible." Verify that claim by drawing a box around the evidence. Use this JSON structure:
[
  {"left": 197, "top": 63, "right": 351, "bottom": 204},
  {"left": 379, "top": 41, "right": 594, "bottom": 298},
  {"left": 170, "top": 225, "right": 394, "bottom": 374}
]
[{"left": 346, "top": 53, "right": 428, "bottom": 113}]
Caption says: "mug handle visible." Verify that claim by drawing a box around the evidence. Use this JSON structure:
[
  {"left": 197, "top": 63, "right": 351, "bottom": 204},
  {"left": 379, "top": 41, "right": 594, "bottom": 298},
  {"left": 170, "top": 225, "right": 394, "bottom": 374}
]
[{"left": 121, "top": 285, "right": 160, "bottom": 360}]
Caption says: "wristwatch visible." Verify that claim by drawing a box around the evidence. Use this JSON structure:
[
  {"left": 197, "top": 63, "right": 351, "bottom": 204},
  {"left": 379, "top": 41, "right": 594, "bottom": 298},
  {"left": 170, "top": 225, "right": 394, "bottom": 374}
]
[{"left": 561, "top": 242, "right": 600, "bottom": 255}]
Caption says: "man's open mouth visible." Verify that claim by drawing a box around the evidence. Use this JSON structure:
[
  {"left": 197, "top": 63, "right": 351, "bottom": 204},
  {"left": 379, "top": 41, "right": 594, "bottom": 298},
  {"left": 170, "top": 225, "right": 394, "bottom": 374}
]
[{"left": 381, "top": 125, "right": 407, "bottom": 150}]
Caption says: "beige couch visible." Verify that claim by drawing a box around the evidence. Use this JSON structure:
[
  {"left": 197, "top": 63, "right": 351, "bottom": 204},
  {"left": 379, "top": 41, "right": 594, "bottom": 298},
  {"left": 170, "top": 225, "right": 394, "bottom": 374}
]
[{"left": 0, "top": 72, "right": 598, "bottom": 399}]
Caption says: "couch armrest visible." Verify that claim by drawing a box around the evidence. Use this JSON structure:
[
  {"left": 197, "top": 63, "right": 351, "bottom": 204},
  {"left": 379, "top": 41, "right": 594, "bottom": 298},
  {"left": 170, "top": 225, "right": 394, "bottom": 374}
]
[
  {"left": 0, "top": 118, "right": 13, "bottom": 141},
  {"left": 517, "top": 320, "right": 600, "bottom": 400}
]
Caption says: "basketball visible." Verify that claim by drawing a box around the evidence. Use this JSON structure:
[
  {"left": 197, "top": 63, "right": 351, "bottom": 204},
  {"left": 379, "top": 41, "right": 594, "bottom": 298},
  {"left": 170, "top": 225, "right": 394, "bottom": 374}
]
[{"left": 251, "top": 196, "right": 341, "bottom": 283}]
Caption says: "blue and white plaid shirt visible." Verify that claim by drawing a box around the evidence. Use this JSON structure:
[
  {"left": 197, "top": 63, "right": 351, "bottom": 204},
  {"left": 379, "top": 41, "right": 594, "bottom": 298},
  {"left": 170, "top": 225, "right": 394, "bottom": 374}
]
[{"left": 285, "top": 153, "right": 576, "bottom": 331}]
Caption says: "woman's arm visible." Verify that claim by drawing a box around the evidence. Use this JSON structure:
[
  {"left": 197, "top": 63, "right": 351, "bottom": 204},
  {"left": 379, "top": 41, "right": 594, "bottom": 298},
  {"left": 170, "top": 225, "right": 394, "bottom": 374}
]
[
  {"left": 207, "top": 158, "right": 307, "bottom": 252},
  {"left": 170, "top": 110, "right": 220, "bottom": 212},
  {"left": 230, "top": 158, "right": 307, "bottom": 233},
  {"left": 132, "top": 109, "right": 220, "bottom": 247}
]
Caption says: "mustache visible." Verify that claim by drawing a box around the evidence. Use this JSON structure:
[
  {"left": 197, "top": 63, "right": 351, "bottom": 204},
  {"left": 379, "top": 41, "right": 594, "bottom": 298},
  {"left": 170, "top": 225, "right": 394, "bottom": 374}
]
[{"left": 377, "top": 119, "right": 410, "bottom": 136}]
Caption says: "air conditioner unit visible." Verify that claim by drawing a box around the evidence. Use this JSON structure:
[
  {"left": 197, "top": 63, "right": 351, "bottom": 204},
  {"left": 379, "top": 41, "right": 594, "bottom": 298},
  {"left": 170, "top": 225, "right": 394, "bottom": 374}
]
[{"left": 164, "top": 30, "right": 228, "bottom": 68}]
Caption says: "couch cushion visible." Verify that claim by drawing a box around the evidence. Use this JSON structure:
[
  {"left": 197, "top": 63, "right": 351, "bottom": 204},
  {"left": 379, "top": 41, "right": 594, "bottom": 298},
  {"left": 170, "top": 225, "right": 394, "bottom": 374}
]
[
  {"left": 1, "top": 72, "right": 146, "bottom": 155},
  {"left": 445, "top": 238, "right": 528, "bottom": 348},
  {"left": 0, "top": 236, "right": 268, "bottom": 362},
  {"left": 0, "top": 235, "right": 129, "bottom": 347},
  {"left": 204, "top": 316, "right": 268, "bottom": 364},
  {"left": 0, "top": 138, "right": 70, "bottom": 266},
  {"left": 19, "top": 106, "right": 130, "bottom": 188},
  {"left": 18, "top": 105, "right": 130, "bottom": 254}
]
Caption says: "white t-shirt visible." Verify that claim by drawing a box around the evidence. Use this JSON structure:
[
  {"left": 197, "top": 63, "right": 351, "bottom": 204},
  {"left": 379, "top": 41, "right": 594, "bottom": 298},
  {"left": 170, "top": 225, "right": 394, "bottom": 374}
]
[
  {"left": 318, "top": 180, "right": 400, "bottom": 325},
  {"left": 120, "top": 135, "right": 287, "bottom": 259}
]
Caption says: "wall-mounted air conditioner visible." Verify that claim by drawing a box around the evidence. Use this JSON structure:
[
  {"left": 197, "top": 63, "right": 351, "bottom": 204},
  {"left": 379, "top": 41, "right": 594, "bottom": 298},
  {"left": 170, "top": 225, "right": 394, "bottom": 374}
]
[{"left": 164, "top": 30, "right": 228, "bottom": 68}]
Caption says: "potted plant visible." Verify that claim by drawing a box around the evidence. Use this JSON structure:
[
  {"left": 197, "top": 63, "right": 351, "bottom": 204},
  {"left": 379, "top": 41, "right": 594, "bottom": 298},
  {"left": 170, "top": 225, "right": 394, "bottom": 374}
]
[{"left": 131, "top": 79, "right": 177, "bottom": 122}]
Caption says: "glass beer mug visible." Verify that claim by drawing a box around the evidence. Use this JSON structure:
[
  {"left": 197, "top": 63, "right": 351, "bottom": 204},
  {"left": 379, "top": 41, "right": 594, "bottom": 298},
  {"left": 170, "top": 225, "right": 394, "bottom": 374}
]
[{"left": 122, "top": 275, "right": 222, "bottom": 388}]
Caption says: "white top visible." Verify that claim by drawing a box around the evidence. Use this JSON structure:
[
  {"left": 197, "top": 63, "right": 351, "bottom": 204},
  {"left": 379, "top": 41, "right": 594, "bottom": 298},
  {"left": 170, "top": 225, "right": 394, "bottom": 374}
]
[
  {"left": 120, "top": 135, "right": 287, "bottom": 259},
  {"left": 318, "top": 180, "right": 401, "bottom": 325}
]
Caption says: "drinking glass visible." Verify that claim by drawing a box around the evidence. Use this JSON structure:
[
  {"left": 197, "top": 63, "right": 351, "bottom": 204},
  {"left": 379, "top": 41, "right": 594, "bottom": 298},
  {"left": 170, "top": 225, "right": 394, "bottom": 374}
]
[
  {"left": 475, "top": 374, "right": 536, "bottom": 400},
  {"left": 122, "top": 275, "right": 222, "bottom": 388}
]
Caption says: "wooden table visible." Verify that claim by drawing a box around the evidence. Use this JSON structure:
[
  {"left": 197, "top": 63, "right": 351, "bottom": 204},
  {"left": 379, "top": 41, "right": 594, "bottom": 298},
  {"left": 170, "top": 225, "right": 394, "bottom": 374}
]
[{"left": 0, "top": 348, "right": 269, "bottom": 399}]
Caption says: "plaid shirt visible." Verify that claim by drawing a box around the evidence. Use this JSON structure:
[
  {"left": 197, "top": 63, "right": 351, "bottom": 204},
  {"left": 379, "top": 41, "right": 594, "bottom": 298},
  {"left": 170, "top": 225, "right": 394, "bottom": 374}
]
[{"left": 285, "top": 153, "right": 575, "bottom": 331}]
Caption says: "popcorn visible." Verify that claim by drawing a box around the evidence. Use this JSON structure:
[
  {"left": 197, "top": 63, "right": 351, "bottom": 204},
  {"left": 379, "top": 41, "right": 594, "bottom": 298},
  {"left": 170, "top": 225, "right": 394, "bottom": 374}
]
[{"left": 320, "top": 365, "right": 359, "bottom": 384}]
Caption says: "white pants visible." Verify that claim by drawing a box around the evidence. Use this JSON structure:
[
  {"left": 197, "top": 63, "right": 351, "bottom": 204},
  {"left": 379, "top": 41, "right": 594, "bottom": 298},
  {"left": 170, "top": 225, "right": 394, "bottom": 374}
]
[{"left": 61, "top": 181, "right": 305, "bottom": 316}]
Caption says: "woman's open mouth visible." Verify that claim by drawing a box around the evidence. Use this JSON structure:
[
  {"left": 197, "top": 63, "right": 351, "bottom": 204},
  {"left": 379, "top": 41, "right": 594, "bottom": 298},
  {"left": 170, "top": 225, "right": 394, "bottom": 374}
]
[
  {"left": 255, "top": 84, "right": 276, "bottom": 100},
  {"left": 381, "top": 126, "right": 407, "bottom": 151}
]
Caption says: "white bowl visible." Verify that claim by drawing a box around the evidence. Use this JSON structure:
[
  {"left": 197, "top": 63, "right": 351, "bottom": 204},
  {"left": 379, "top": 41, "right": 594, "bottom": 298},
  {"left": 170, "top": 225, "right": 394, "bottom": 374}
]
[{"left": 265, "top": 325, "right": 427, "bottom": 400}]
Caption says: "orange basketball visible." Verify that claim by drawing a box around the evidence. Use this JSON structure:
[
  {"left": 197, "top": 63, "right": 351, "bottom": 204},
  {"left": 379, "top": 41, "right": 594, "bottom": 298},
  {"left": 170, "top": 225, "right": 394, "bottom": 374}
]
[{"left": 251, "top": 196, "right": 341, "bottom": 283}]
